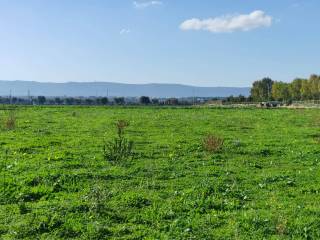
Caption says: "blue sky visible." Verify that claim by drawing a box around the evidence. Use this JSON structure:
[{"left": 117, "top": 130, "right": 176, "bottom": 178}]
[{"left": 0, "top": 0, "right": 319, "bottom": 87}]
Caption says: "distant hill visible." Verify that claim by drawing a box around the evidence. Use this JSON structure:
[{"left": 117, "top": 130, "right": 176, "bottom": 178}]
[{"left": 0, "top": 80, "right": 250, "bottom": 98}]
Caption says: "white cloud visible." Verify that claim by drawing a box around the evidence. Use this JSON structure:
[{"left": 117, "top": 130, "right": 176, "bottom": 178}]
[
  {"left": 120, "top": 29, "right": 131, "bottom": 35},
  {"left": 133, "top": 1, "right": 163, "bottom": 9},
  {"left": 180, "top": 10, "right": 272, "bottom": 33}
]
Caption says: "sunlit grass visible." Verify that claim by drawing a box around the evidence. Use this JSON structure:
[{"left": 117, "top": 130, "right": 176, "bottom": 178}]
[{"left": 0, "top": 106, "right": 319, "bottom": 239}]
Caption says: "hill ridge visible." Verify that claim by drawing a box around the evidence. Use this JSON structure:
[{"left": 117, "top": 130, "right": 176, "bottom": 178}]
[{"left": 0, "top": 80, "right": 250, "bottom": 98}]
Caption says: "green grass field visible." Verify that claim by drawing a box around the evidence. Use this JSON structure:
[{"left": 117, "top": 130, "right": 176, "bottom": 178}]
[{"left": 0, "top": 106, "right": 320, "bottom": 239}]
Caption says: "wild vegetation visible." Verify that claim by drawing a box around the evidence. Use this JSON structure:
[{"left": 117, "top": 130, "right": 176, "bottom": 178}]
[
  {"left": 103, "top": 120, "right": 134, "bottom": 164},
  {"left": 0, "top": 106, "right": 320, "bottom": 239},
  {"left": 202, "top": 134, "right": 224, "bottom": 153},
  {"left": 3, "top": 110, "right": 16, "bottom": 130}
]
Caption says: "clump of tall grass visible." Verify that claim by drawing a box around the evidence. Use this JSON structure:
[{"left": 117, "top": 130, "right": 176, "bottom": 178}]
[
  {"left": 103, "top": 120, "right": 134, "bottom": 163},
  {"left": 4, "top": 111, "right": 16, "bottom": 130},
  {"left": 202, "top": 134, "right": 224, "bottom": 153}
]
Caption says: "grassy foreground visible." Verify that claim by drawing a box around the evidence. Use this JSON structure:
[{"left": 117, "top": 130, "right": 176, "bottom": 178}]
[{"left": 0, "top": 106, "right": 320, "bottom": 239}]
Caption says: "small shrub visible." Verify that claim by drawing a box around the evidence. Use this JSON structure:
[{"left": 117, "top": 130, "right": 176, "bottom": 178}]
[
  {"left": 202, "top": 134, "right": 224, "bottom": 153},
  {"left": 83, "top": 185, "right": 111, "bottom": 214},
  {"left": 4, "top": 111, "right": 16, "bottom": 130},
  {"left": 103, "top": 120, "right": 134, "bottom": 163}
]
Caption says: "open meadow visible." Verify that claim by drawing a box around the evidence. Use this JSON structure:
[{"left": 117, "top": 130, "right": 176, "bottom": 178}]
[{"left": 0, "top": 106, "right": 320, "bottom": 239}]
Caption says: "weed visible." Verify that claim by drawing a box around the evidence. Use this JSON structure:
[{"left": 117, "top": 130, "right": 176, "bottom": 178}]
[
  {"left": 276, "top": 217, "right": 287, "bottom": 235},
  {"left": 4, "top": 110, "right": 16, "bottom": 130},
  {"left": 84, "top": 185, "right": 111, "bottom": 214},
  {"left": 103, "top": 120, "right": 134, "bottom": 163},
  {"left": 202, "top": 134, "right": 224, "bottom": 153}
]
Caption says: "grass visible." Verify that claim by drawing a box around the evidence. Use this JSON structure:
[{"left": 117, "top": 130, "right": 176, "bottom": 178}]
[{"left": 0, "top": 106, "right": 320, "bottom": 239}]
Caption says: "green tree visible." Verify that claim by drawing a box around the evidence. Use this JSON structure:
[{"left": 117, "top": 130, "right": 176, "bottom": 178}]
[
  {"left": 301, "top": 79, "right": 312, "bottom": 100},
  {"left": 37, "top": 96, "right": 46, "bottom": 105},
  {"left": 250, "top": 78, "right": 274, "bottom": 101},
  {"left": 65, "top": 97, "right": 75, "bottom": 105},
  {"left": 272, "top": 82, "right": 290, "bottom": 101},
  {"left": 54, "top": 97, "right": 63, "bottom": 105},
  {"left": 114, "top": 97, "right": 125, "bottom": 105},
  {"left": 308, "top": 74, "right": 320, "bottom": 99},
  {"left": 101, "top": 97, "right": 108, "bottom": 105},
  {"left": 139, "top": 96, "right": 151, "bottom": 105},
  {"left": 289, "top": 78, "right": 304, "bottom": 100}
]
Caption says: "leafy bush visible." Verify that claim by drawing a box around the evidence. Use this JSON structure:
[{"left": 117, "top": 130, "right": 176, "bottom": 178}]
[
  {"left": 103, "top": 120, "right": 134, "bottom": 163},
  {"left": 202, "top": 134, "right": 224, "bottom": 153}
]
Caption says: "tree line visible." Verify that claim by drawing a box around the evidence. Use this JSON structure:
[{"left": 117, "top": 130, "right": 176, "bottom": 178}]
[
  {"left": 250, "top": 74, "right": 320, "bottom": 102},
  {"left": 0, "top": 95, "right": 199, "bottom": 106}
]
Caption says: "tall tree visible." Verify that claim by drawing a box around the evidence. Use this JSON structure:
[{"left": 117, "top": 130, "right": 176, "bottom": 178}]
[
  {"left": 289, "top": 78, "right": 304, "bottom": 100},
  {"left": 100, "top": 97, "right": 108, "bottom": 105},
  {"left": 309, "top": 74, "right": 320, "bottom": 99},
  {"left": 272, "top": 82, "right": 290, "bottom": 101},
  {"left": 250, "top": 77, "right": 274, "bottom": 101},
  {"left": 301, "top": 79, "right": 312, "bottom": 100},
  {"left": 37, "top": 96, "right": 46, "bottom": 105}
]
